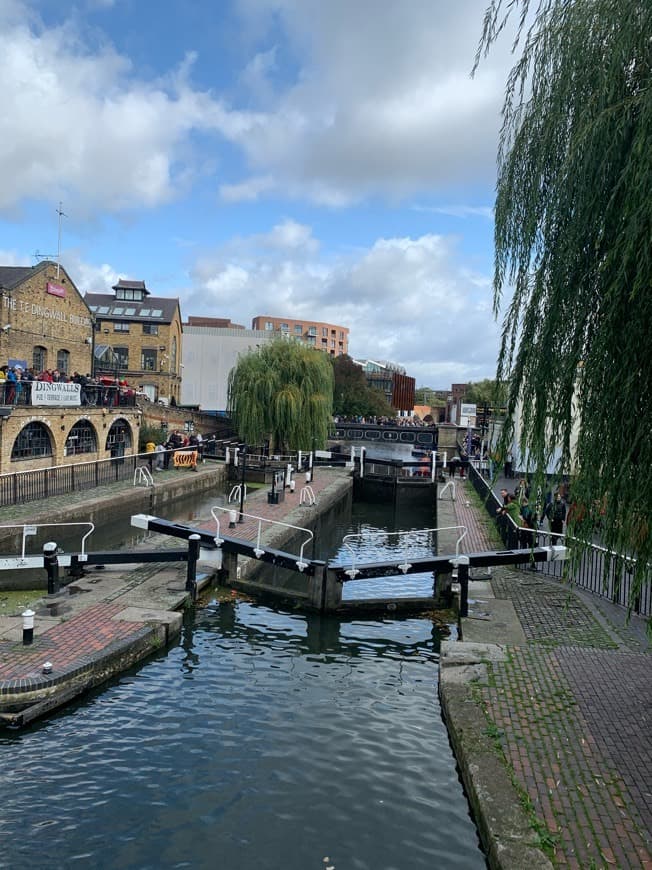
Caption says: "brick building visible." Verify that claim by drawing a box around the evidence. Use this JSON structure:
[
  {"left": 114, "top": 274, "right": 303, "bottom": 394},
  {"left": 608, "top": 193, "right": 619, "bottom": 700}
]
[
  {"left": 85, "top": 279, "right": 183, "bottom": 405},
  {"left": 251, "top": 315, "right": 349, "bottom": 356},
  {"left": 354, "top": 359, "right": 416, "bottom": 413},
  {"left": 0, "top": 261, "right": 141, "bottom": 473}
]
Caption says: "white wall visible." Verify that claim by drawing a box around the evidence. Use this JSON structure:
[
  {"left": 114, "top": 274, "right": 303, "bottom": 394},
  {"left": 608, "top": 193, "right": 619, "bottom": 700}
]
[{"left": 180, "top": 327, "right": 275, "bottom": 412}]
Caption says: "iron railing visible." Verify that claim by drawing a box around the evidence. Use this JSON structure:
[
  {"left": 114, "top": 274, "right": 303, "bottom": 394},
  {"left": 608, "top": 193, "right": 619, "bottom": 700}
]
[
  {"left": 467, "top": 464, "right": 652, "bottom": 617},
  {"left": 0, "top": 383, "right": 136, "bottom": 408}
]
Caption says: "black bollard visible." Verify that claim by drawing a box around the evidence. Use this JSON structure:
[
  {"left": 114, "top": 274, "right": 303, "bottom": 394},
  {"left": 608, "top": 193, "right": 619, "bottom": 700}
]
[
  {"left": 22, "top": 609, "right": 35, "bottom": 645},
  {"left": 186, "top": 534, "right": 201, "bottom": 601},
  {"left": 43, "top": 541, "right": 59, "bottom": 595}
]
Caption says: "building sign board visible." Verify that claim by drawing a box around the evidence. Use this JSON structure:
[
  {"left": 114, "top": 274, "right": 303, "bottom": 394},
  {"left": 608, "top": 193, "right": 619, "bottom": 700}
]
[
  {"left": 31, "top": 381, "right": 81, "bottom": 406},
  {"left": 46, "top": 282, "right": 66, "bottom": 298}
]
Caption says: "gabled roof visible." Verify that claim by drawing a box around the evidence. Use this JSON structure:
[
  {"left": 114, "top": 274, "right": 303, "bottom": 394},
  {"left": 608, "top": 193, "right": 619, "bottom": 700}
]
[
  {"left": 85, "top": 292, "right": 180, "bottom": 324},
  {"left": 0, "top": 265, "right": 35, "bottom": 288}
]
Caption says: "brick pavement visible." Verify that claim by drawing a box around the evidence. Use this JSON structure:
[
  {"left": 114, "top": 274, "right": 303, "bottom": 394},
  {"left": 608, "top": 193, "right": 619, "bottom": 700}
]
[{"left": 449, "top": 477, "right": 652, "bottom": 869}]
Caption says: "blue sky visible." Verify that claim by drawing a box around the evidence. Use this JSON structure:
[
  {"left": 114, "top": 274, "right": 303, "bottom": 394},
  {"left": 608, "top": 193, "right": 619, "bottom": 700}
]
[{"left": 0, "top": 0, "right": 517, "bottom": 388}]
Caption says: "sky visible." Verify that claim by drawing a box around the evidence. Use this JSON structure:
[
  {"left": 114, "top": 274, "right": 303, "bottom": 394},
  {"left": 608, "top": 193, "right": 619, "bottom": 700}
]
[{"left": 0, "top": 0, "right": 519, "bottom": 389}]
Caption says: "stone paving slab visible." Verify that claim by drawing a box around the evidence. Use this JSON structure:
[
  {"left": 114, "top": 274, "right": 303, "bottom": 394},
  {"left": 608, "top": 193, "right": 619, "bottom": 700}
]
[{"left": 444, "top": 478, "right": 652, "bottom": 869}]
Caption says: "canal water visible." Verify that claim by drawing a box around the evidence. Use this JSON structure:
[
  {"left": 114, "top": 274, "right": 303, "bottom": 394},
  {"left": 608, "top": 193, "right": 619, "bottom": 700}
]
[{"left": 1, "top": 471, "right": 486, "bottom": 869}]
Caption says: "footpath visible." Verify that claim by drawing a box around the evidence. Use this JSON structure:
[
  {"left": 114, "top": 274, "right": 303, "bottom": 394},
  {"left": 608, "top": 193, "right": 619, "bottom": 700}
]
[
  {"left": 0, "top": 465, "right": 348, "bottom": 726},
  {"left": 438, "top": 478, "right": 652, "bottom": 870}
]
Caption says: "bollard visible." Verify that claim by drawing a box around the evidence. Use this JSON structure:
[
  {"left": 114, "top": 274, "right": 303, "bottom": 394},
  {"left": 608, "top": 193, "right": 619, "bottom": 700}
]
[
  {"left": 228, "top": 510, "right": 237, "bottom": 528},
  {"left": 305, "top": 471, "right": 311, "bottom": 484},
  {"left": 186, "top": 534, "right": 201, "bottom": 601},
  {"left": 43, "top": 541, "right": 59, "bottom": 595},
  {"left": 22, "top": 609, "right": 35, "bottom": 646},
  {"left": 290, "top": 479, "right": 296, "bottom": 493}
]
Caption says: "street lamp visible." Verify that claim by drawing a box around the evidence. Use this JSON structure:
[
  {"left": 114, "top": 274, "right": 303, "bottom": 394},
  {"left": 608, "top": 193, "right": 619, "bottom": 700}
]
[{"left": 238, "top": 444, "right": 247, "bottom": 522}]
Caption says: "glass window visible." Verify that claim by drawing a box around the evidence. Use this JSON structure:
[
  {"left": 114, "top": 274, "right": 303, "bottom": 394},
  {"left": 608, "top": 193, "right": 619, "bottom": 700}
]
[
  {"left": 124, "top": 307, "right": 136, "bottom": 315},
  {"left": 265, "top": 321, "right": 274, "bottom": 330},
  {"left": 142, "top": 324, "right": 159, "bottom": 335},
  {"left": 141, "top": 349, "right": 157, "bottom": 371},
  {"left": 339, "top": 331, "right": 344, "bottom": 340},
  {"left": 294, "top": 324, "right": 303, "bottom": 334},
  {"left": 114, "top": 322, "right": 130, "bottom": 332},
  {"left": 33, "top": 346, "right": 47, "bottom": 372},
  {"left": 112, "top": 307, "right": 124, "bottom": 315},
  {"left": 140, "top": 309, "right": 151, "bottom": 316},
  {"left": 281, "top": 323, "right": 289, "bottom": 332},
  {"left": 150, "top": 309, "right": 163, "bottom": 318},
  {"left": 97, "top": 306, "right": 110, "bottom": 314},
  {"left": 11, "top": 422, "right": 53, "bottom": 460},
  {"left": 114, "top": 346, "right": 129, "bottom": 369},
  {"left": 57, "top": 349, "right": 70, "bottom": 374},
  {"left": 322, "top": 327, "right": 328, "bottom": 337},
  {"left": 106, "top": 420, "right": 132, "bottom": 453},
  {"left": 65, "top": 420, "right": 98, "bottom": 456},
  {"left": 308, "top": 326, "right": 317, "bottom": 336}
]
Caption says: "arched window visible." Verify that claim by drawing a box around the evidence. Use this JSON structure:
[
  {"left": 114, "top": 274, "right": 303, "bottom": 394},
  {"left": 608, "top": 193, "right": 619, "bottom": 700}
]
[
  {"left": 171, "top": 335, "right": 177, "bottom": 373},
  {"left": 65, "top": 420, "right": 98, "bottom": 456},
  {"left": 11, "top": 422, "right": 53, "bottom": 460},
  {"left": 105, "top": 420, "right": 132, "bottom": 457},
  {"left": 57, "top": 349, "right": 70, "bottom": 375},
  {"left": 33, "top": 346, "right": 47, "bottom": 372}
]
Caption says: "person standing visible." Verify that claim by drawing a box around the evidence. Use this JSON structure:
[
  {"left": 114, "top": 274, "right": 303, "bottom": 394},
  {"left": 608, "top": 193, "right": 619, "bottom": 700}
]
[
  {"left": 545, "top": 493, "right": 567, "bottom": 538},
  {"left": 505, "top": 450, "right": 514, "bottom": 479}
]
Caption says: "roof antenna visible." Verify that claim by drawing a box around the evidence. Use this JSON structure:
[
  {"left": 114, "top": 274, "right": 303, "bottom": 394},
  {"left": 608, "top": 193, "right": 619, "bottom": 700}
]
[{"left": 56, "top": 202, "right": 67, "bottom": 278}]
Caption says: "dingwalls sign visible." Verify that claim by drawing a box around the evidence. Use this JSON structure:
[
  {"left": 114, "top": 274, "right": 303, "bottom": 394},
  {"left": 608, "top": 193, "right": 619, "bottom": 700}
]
[
  {"left": 46, "top": 282, "right": 66, "bottom": 298},
  {"left": 31, "top": 381, "right": 81, "bottom": 406}
]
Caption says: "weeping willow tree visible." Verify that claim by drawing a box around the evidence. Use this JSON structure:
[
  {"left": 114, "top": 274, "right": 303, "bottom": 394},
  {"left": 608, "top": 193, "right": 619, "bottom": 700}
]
[
  {"left": 227, "top": 339, "right": 334, "bottom": 452},
  {"left": 476, "top": 0, "right": 652, "bottom": 609}
]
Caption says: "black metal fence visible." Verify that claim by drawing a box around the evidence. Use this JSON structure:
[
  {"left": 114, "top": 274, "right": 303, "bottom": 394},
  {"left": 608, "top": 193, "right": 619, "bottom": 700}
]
[{"left": 468, "top": 464, "right": 651, "bottom": 618}]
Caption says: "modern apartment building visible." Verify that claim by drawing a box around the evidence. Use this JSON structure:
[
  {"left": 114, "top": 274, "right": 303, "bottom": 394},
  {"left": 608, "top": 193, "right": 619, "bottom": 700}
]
[{"left": 250, "top": 315, "right": 349, "bottom": 356}]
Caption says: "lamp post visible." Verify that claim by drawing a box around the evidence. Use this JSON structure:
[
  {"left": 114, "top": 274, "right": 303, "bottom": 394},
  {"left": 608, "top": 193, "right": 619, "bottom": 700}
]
[{"left": 238, "top": 444, "right": 247, "bottom": 522}]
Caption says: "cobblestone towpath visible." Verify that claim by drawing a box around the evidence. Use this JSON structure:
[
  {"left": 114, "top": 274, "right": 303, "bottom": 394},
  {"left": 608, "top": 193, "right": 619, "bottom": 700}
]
[{"left": 439, "top": 478, "right": 652, "bottom": 870}]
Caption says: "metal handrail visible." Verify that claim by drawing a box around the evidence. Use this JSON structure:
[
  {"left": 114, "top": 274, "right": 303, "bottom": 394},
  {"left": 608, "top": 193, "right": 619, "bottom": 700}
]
[
  {"left": 0, "top": 522, "right": 95, "bottom": 562},
  {"left": 210, "top": 505, "right": 314, "bottom": 572},
  {"left": 341, "top": 525, "right": 467, "bottom": 579}
]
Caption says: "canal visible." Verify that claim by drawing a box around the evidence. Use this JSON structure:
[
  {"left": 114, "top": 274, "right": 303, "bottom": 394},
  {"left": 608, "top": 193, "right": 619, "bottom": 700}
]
[{"left": 0, "top": 478, "right": 486, "bottom": 869}]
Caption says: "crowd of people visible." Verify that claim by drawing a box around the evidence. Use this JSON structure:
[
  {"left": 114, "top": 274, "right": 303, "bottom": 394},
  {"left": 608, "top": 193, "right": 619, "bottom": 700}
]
[
  {"left": 145, "top": 429, "right": 204, "bottom": 471},
  {"left": 498, "top": 478, "right": 568, "bottom": 541},
  {"left": 0, "top": 366, "right": 137, "bottom": 406}
]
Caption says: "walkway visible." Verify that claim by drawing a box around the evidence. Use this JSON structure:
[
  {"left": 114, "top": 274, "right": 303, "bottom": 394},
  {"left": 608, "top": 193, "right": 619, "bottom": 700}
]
[{"left": 443, "top": 477, "right": 652, "bottom": 869}]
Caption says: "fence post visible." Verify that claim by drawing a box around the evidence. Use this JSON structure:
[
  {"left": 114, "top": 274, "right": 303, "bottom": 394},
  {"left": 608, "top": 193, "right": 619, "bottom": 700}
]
[
  {"left": 43, "top": 541, "right": 59, "bottom": 595},
  {"left": 458, "top": 557, "right": 470, "bottom": 618},
  {"left": 186, "top": 534, "right": 201, "bottom": 601}
]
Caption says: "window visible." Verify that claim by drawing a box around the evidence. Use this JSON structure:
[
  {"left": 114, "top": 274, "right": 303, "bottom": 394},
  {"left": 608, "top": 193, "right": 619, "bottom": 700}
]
[
  {"left": 57, "top": 349, "right": 70, "bottom": 374},
  {"left": 11, "top": 422, "right": 53, "bottom": 460},
  {"left": 114, "top": 322, "right": 130, "bottom": 332},
  {"left": 141, "top": 349, "right": 157, "bottom": 371},
  {"left": 330, "top": 339, "right": 335, "bottom": 348},
  {"left": 150, "top": 309, "right": 163, "bottom": 318},
  {"left": 265, "top": 321, "right": 274, "bottom": 330},
  {"left": 65, "top": 421, "right": 97, "bottom": 456},
  {"left": 96, "top": 306, "right": 110, "bottom": 314},
  {"left": 322, "top": 327, "right": 328, "bottom": 337},
  {"left": 124, "top": 307, "right": 136, "bottom": 315},
  {"left": 116, "top": 288, "right": 144, "bottom": 302},
  {"left": 339, "top": 331, "right": 344, "bottom": 340},
  {"left": 106, "top": 420, "right": 132, "bottom": 454},
  {"left": 114, "top": 346, "right": 129, "bottom": 369},
  {"left": 33, "top": 346, "right": 47, "bottom": 372},
  {"left": 294, "top": 324, "right": 303, "bottom": 335},
  {"left": 112, "top": 307, "right": 124, "bottom": 315},
  {"left": 142, "top": 324, "right": 159, "bottom": 335},
  {"left": 281, "top": 323, "right": 289, "bottom": 332},
  {"left": 307, "top": 336, "right": 316, "bottom": 345},
  {"left": 308, "top": 326, "right": 317, "bottom": 336},
  {"left": 140, "top": 308, "right": 151, "bottom": 316}
]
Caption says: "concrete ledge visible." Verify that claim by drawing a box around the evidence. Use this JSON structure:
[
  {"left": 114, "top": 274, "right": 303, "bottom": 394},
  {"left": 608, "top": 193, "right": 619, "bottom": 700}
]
[{"left": 440, "top": 653, "right": 553, "bottom": 870}]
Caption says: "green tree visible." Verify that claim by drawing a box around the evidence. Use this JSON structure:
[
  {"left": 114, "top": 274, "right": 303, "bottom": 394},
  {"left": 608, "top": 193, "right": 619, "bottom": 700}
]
[
  {"left": 477, "top": 0, "right": 652, "bottom": 605},
  {"left": 332, "top": 355, "right": 394, "bottom": 418},
  {"left": 463, "top": 379, "right": 506, "bottom": 408},
  {"left": 227, "top": 340, "right": 334, "bottom": 451}
]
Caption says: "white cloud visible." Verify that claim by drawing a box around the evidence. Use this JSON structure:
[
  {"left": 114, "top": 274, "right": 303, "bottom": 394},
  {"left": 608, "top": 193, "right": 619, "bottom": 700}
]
[{"left": 182, "top": 223, "right": 500, "bottom": 385}]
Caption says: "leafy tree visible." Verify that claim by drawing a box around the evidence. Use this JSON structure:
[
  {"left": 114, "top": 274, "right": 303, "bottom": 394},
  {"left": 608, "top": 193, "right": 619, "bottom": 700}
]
[
  {"left": 477, "top": 0, "right": 652, "bottom": 606},
  {"left": 332, "top": 355, "right": 394, "bottom": 418},
  {"left": 227, "top": 340, "right": 333, "bottom": 451},
  {"left": 463, "top": 379, "right": 506, "bottom": 408}
]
